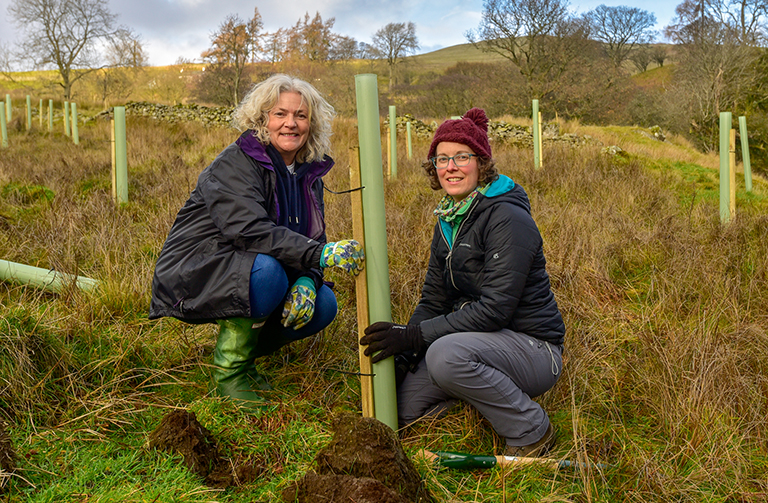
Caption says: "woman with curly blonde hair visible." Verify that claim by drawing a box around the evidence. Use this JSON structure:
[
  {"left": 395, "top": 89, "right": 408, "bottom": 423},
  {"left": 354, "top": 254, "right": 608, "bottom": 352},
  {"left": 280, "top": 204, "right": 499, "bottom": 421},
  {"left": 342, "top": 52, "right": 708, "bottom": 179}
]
[{"left": 150, "top": 74, "right": 364, "bottom": 411}]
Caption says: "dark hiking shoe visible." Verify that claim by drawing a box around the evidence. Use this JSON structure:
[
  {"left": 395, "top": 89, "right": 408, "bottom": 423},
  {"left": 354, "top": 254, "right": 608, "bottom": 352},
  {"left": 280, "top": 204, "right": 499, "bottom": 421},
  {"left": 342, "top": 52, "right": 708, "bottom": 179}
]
[{"left": 504, "top": 423, "right": 556, "bottom": 458}]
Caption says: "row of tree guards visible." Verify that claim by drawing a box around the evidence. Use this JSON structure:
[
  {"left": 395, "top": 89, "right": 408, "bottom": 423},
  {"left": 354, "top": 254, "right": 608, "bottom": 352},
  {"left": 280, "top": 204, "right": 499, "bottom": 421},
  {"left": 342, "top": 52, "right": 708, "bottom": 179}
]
[
  {"left": 0, "top": 94, "right": 82, "bottom": 147},
  {"left": 0, "top": 106, "right": 128, "bottom": 296}
]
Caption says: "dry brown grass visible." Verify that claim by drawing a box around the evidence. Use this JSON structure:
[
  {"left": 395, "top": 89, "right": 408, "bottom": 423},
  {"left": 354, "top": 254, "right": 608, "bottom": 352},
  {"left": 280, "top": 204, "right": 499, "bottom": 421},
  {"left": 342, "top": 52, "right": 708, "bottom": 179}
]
[{"left": 1, "top": 114, "right": 767, "bottom": 501}]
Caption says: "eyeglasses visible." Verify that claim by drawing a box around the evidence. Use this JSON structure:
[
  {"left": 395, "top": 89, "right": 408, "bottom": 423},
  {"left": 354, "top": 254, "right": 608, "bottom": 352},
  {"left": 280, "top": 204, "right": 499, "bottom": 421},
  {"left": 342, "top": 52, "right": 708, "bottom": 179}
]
[{"left": 431, "top": 153, "right": 477, "bottom": 169}]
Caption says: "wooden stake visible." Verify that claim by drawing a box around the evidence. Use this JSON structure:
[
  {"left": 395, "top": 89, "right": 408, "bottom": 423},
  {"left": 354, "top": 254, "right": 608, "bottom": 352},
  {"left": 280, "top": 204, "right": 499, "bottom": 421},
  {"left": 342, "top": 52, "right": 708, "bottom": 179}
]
[{"left": 350, "top": 146, "right": 375, "bottom": 418}]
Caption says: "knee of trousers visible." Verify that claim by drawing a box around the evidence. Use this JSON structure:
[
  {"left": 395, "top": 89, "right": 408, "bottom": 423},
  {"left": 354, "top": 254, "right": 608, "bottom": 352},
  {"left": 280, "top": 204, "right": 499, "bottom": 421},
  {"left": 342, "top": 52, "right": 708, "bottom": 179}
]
[
  {"left": 424, "top": 335, "right": 473, "bottom": 391},
  {"left": 249, "top": 254, "right": 289, "bottom": 318}
]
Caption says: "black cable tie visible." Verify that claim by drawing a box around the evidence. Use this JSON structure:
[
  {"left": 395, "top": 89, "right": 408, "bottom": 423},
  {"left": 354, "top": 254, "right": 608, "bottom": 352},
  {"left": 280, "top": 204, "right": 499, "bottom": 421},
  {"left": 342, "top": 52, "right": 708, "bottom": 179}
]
[{"left": 324, "top": 185, "right": 364, "bottom": 195}]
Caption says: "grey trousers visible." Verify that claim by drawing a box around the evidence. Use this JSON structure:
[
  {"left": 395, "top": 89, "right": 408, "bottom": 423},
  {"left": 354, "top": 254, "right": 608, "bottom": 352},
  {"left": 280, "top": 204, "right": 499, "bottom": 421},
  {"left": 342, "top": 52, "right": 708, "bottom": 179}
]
[{"left": 397, "top": 329, "right": 562, "bottom": 447}]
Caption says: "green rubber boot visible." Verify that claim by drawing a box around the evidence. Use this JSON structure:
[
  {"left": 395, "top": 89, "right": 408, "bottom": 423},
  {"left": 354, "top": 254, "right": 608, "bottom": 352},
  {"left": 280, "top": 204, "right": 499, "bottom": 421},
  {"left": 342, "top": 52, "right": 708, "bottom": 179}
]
[{"left": 213, "top": 317, "right": 270, "bottom": 410}]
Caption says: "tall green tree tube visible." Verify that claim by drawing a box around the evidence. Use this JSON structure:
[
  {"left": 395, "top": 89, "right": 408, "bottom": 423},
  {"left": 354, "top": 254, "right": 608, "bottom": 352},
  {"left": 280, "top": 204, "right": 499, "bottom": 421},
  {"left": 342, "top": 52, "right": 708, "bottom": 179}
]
[
  {"left": 1, "top": 102, "right": 8, "bottom": 148},
  {"left": 719, "top": 112, "right": 732, "bottom": 224},
  {"left": 739, "top": 116, "right": 752, "bottom": 193},
  {"left": 71, "top": 103, "right": 79, "bottom": 145},
  {"left": 114, "top": 106, "right": 128, "bottom": 204},
  {"left": 355, "top": 74, "right": 397, "bottom": 430},
  {"left": 64, "top": 101, "right": 71, "bottom": 136},
  {"left": 533, "top": 99, "right": 541, "bottom": 169},
  {"left": 26, "top": 95, "right": 31, "bottom": 131},
  {"left": 389, "top": 105, "right": 397, "bottom": 179}
]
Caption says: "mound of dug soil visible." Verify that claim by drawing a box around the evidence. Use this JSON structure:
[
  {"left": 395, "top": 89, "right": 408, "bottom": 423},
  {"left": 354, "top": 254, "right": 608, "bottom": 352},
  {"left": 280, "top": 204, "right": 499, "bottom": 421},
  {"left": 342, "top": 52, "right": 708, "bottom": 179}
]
[
  {"left": 148, "top": 410, "right": 258, "bottom": 488},
  {"left": 282, "top": 413, "right": 432, "bottom": 503}
]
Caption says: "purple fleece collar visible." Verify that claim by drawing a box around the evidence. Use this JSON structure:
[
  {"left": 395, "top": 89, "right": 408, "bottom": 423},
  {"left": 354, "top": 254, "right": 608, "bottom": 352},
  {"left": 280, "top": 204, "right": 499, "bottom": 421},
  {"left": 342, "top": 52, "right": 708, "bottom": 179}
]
[{"left": 235, "top": 130, "right": 334, "bottom": 177}]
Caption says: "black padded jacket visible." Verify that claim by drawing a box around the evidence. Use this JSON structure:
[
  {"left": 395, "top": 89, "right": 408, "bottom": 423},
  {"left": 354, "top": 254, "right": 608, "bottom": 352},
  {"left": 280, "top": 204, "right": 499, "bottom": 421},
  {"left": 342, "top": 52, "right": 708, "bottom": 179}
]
[{"left": 409, "top": 175, "right": 565, "bottom": 346}]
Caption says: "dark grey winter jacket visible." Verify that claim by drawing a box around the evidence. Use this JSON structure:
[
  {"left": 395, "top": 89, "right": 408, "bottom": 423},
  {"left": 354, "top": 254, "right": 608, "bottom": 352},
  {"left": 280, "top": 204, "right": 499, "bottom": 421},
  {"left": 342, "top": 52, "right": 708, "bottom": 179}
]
[
  {"left": 409, "top": 175, "right": 565, "bottom": 346},
  {"left": 149, "top": 132, "right": 331, "bottom": 323}
]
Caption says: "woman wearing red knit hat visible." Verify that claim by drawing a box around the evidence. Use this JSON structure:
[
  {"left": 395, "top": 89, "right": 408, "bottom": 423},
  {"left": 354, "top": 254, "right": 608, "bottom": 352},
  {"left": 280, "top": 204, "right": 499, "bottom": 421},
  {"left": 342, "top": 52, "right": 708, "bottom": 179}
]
[{"left": 360, "top": 108, "right": 565, "bottom": 457}]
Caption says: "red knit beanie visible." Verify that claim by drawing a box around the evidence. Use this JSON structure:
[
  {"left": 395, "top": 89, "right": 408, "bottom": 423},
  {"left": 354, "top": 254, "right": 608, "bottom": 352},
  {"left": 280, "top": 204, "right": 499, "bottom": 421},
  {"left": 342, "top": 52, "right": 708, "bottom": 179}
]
[{"left": 427, "top": 108, "right": 492, "bottom": 160}]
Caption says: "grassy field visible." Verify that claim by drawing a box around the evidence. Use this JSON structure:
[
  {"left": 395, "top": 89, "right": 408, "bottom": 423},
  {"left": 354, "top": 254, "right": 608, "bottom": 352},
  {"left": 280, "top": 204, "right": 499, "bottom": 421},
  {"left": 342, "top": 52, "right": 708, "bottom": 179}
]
[{"left": 1, "top": 108, "right": 768, "bottom": 502}]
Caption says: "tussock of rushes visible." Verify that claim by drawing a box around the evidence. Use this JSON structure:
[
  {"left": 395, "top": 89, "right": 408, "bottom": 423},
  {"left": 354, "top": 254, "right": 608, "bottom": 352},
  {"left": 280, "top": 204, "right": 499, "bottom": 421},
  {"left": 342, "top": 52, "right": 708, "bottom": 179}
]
[{"left": 1, "top": 114, "right": 768, "bottom": 501}]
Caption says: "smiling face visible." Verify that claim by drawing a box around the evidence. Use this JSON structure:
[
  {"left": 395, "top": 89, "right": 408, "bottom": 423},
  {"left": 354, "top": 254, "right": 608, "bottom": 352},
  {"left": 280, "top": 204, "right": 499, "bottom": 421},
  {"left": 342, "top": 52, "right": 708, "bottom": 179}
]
[
  {"left": 267, "top": 91, "right": 310, "bottom": 165},
  {"left": 435, "top": 142, "right": 480, "bottom": 202}
]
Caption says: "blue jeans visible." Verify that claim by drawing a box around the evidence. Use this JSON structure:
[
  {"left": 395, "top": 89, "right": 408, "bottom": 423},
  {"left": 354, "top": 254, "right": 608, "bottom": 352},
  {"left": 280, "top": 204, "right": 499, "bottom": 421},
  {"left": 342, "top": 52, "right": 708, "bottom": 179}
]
[{"left": 249, "top": 254, "right": 337, "bottom": 346}]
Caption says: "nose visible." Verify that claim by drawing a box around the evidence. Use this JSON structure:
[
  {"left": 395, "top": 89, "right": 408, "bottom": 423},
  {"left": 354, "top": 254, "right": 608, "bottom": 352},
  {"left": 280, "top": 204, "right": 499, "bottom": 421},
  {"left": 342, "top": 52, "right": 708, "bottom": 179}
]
[{"left": 285, "top": 114, "right": 297, "bottom": 127}]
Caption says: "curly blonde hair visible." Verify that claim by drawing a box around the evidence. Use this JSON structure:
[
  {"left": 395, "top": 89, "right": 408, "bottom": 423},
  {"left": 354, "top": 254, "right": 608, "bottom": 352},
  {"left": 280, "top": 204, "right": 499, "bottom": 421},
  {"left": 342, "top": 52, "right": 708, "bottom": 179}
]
[{"left": 232, "top": 74, "right": 336, "bottom": 163}]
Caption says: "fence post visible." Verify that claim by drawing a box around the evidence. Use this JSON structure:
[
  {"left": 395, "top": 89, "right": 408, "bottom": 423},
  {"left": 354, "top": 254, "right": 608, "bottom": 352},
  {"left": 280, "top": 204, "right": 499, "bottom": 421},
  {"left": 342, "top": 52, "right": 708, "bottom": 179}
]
[
  {"left": 26, "top": 96, "right": 31, "bottom": 131},
  {"left": 389, "top": 105, "right": 397, "bottom": 180},
  {"left": 719, "top": 112, "right": 732, "bottom": 224},
  {"left": 533, "top": 99, "right": 541, "bottom": 170},
  {"left": 406, "top": 121, "right": 413, "bottom": 160},
  {"left": 64, "top": 101, "right": 71, "bottom": 137},
  {"left": 114, "top": 107, "right": 128, "bottom": 204},
  {"left": 354, "top": 73, "right": 397, "bottom": 431},
  {"left": 1, "top": 102, "right": 7, "bottom": 148},
  {"left": 48, "top": 99, "right": 53, "bottom": 133},
  {"left": 738, "top": 116, "right": 752, "bottom": 193},
  {"left": 71, "top": 103, "right": 79, "bottom": 145}
]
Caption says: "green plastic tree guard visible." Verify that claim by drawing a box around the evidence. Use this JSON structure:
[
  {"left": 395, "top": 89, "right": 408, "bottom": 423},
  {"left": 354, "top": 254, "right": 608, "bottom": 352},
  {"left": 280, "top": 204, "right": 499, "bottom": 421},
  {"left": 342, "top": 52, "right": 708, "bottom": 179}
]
[
  {"left": 114, "top": 106, "right": 129, "bottom": 204},
  {"left": 355, "top": 74, "right": 398, "bottom": 431},
  {"left": 719, "top": 112, "right": 732, "bottom": 224},
  {"left": 389, "top": 105, "right": 397, "bottom": 180},
  {"left": 739, "top": 116, "right": 752, "bottom": 193},
  {"left": 48, "top": 99, "right": 53, "bottom": 132},
  {"left": 26, "top": 95, "right": 31, "bottom": 131},
  {"left": 64, "top": 101, "right": 71, "bottom": 136},
  {"left": 71, "top": 103, "right": 79, "bottom": 145},
  {"left": 0, "top": 259, "right": 99, "bottom": 293},
  {"left": 406, "top": 121, "right": 413, "bottom": 159},
  {"left": 39, "top": 99, "right": 43, "bottom": 127},
  {"left": 1, "top": 102, "right": 7, "bottom": 148},
  {"left": 4, "top": 94, "right": 10, "bottom": 121},
  {"left": 533, "top": 99, "right": 541, "bottom": 169}
]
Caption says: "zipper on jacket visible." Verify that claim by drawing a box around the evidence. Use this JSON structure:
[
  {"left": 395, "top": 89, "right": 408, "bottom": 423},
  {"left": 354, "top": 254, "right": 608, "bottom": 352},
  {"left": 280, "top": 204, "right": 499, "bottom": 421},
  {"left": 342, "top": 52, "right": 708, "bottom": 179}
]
[{"left": 440, "top": 200, "right": 479, "bottom": 291}]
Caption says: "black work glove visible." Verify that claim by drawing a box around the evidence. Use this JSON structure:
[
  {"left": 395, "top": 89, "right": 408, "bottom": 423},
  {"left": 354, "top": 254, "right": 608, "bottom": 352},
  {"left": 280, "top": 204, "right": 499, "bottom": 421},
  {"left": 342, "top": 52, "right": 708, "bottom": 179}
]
[{"left": 360, "top": 322, "right": 425, "bottom": 364}]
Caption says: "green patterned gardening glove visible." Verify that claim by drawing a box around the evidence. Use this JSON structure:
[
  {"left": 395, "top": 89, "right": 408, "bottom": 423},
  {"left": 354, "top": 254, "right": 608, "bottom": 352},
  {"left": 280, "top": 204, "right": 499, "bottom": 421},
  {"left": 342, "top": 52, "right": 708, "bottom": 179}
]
[
  {"left": 281, "top": 276, "right": 317, "bottom": 330},
  {"left": 320, "top": 239, "right": 365, "bottom": 276}
]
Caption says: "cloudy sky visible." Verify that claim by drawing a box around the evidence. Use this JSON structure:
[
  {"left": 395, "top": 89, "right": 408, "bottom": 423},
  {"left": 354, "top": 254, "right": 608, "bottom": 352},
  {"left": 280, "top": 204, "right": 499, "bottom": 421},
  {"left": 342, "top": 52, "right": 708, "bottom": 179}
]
[{"left": 1, "top": 0, "right": 679, "bottom": 68}]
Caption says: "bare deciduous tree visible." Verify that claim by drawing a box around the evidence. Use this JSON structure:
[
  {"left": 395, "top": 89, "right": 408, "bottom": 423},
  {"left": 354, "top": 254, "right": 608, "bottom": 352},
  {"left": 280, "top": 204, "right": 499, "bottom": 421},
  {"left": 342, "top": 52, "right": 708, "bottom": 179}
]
[
  {"left": 629, "top": 46, "right": 653, "bottom": 72},
  {"left": 585, "top": 5, "right": 657, "bottom": 68},
  {"left": 466, "top": 0, "right": 591, "bottom": 101},
  {"left": 8, "top": 0, "right": 118, "bottom": 99},
  {"left": 651, "top": 45, "right": 668, "bottom": 67},
  {"left": 108, "top": 28, "right": 148, "bottom": 68},
  {"left": 664, "top": 0, "right": 763, "bottom": 148},
  {"left": 201, "top": 12, "right": 261, "bottom": 105},
  {"left": 371, "top": 22, "right": 419, "bottom": 90}
]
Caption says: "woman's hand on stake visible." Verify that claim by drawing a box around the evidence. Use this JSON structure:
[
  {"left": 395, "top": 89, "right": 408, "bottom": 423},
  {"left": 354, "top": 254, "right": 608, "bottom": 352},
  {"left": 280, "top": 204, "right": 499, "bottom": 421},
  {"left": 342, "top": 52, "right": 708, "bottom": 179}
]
[
  {"left": 320, "top": 239, "right": 365, "bottom": 276},
  {"left": 360, "top": 322, "right": 425, "bottom": 363}
]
